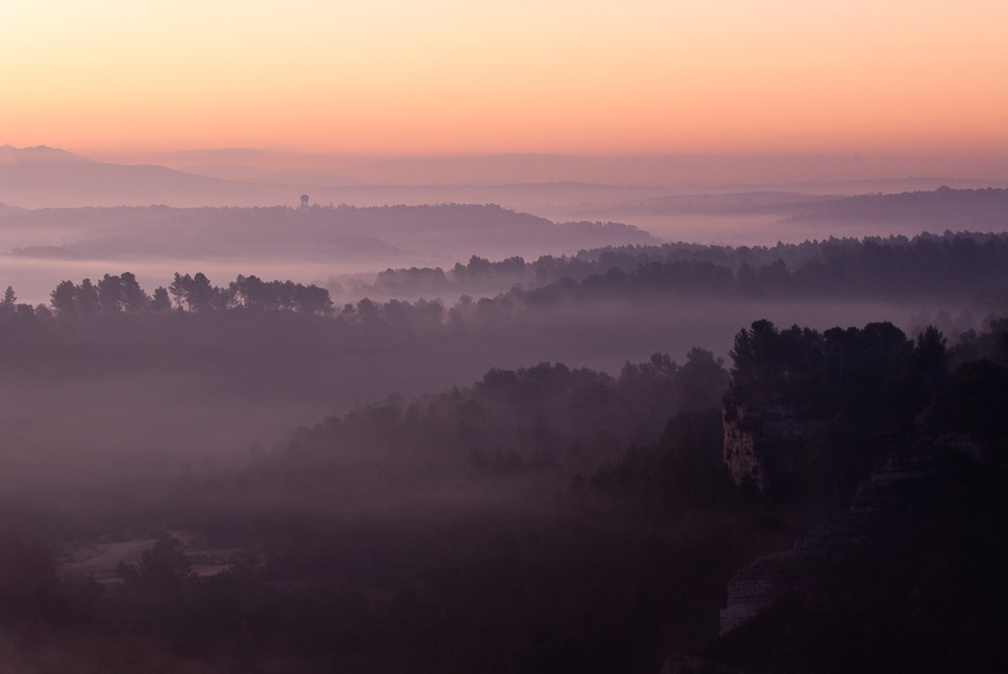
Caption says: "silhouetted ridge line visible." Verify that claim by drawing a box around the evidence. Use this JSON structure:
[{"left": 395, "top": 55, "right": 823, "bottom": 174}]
[
  {"left": 363, "top": 230, "right": 1008, "bottom": 304},
  {"left": 1, "top": 202, "right": 657, "bottom": 261}
]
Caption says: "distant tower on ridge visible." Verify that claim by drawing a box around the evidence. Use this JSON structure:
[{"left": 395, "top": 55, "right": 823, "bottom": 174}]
[{"left": 299, "top": 194, "right": 310, "bottom": 209}]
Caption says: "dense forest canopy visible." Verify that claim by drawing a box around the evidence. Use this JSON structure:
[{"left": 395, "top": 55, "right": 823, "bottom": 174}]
[
  {"left": 361, "top": 230, "right": 1008, "bottom": 306},
  {"left": 0, "top": 314, "right": 1004, "bottom": 672},
  {"left": 1, "top": 228, "right": 1007, "bottom": 672},
  {"left": 2, "top": 230, "right": 1007, "bottom": 325}
]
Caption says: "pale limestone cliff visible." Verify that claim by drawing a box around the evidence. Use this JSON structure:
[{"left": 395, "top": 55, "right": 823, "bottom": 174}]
[{"left": 722, "top": 405, "right": 815, "bottom": 490}]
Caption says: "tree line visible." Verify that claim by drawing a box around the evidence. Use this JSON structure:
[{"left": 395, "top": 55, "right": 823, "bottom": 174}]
[
  {"left": 367, "top": 231, "right": 1008, "bottom": 306},
  {"left": 1, "top": 273, "right": 334, "bottom": 320},
  {"left": 1, "top": 316, "right": 1005, "bottom": 672},
  {"left": 4, "top": 229, "right": 1008, "bottom": 326},
  {"left": 264, "top": 347, "right": 729, "bottom": 482}
]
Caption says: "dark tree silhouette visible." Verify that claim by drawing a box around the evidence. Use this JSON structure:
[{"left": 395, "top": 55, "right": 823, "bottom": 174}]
[
  {"left": 74, "top": 278, "right": 99, "bottom": 316},
  {"left": 97, "top": 274, "right": 123, "bottom": 314},
  {"left": 50, "top": 280, "right": 75, "bottom": 316},
  {"left": 150, "top": 286, "right": 171, "bottom": 312},
  {"left": 120, "top": 272, "right": 150, "bottom": 312}
]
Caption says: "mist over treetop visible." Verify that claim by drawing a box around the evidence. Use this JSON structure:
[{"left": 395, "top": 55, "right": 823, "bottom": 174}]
[{"left": 364, "top": 229, "right": 1008, "bottom": 308}]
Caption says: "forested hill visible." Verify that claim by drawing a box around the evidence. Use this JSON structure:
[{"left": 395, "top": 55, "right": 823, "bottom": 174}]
[
  {"left": 3, "top": 231, "right": 1008, "bottom": 337},
  {"left": 1, "top": 316, "right": 1001, "bottom": 673},
  {"left": 780, "top": 186, "right": 1008, "bottom": 229},
  {"left": 367, "top": 230, "right": 1008, "bottom": 305},
  {"left": 0, "top": 202, "right": 657, "bottom": 262}
]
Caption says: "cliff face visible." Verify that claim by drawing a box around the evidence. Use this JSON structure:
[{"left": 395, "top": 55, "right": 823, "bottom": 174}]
[
  {"left": 718, "top": 450, "right": 935, "bottom": 636},
  {"left": 722, "top": 406, "right": 761, "bottom": 489},
  {"left": 719, "top": 550, "right": 801, "bottom": 636},
  {"left": 722, "top": 404, "right": 815, "bottom": 492}
]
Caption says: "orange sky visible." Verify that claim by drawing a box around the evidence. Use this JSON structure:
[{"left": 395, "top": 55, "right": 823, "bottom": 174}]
[{"left": 2, "top": 1, "right": 1007, "bottom": 156}]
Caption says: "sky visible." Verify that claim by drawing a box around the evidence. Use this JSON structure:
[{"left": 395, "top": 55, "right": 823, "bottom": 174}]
[{"left": 2, "top": 1, "right": 1007, "bottom": 158}]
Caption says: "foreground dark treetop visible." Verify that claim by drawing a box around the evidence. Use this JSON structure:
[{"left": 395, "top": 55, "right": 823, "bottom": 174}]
[{"left": 0, "top": 314, "right": 1005, "bottom": 672}]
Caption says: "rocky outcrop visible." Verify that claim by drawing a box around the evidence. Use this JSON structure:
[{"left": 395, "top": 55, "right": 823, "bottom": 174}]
[
  {"left": 722, "top": 405, "right": 815, "bottom": 491},
  {"left": 719, "top": 550, "right": 803, "bottom": 636},
  {"left": 722, "top": 407, "right": 762, "bottom": 489},
  {"left": 718, "top": 450, "right": 935, "bottom": 635}
]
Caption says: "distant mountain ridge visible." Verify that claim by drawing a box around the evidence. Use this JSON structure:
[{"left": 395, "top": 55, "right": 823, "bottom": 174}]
[
  {"left": 5, "top": 146, "right": 1004, "bottom": 255},
  {"left": 573, "top": 186, "right": 1008, "bottom": 222},
  {"left": 780, "top": 186, "right": 1008, "bottom": 230},
  {"left": 0, "top": 145, "right": 282, "bottom": 207}
]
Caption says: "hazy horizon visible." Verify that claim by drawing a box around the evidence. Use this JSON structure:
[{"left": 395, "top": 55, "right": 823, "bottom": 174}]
[
  {"left": 3, "top": 142, "right": 1007, "bottom": 306},
  {"left": 2, "top": 3, "right": 1007, "bottom": 671},
  {"left": 7, "top": 144, "right": 1008, "bottom": 190}
]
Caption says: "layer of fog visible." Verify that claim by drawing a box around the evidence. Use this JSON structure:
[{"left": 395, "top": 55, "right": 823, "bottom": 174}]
[
  {"left": 0, "top": 255, "right": 372, "bottom": 308},
  {"left": 0, "top": 297, "right": 959, "bottom": 502},
  {"left": 0, "top": 201, "right": 657, "bottom": 305},
  {"left": 5, "top": 146, "right": 1007, "bottom": 268}
]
